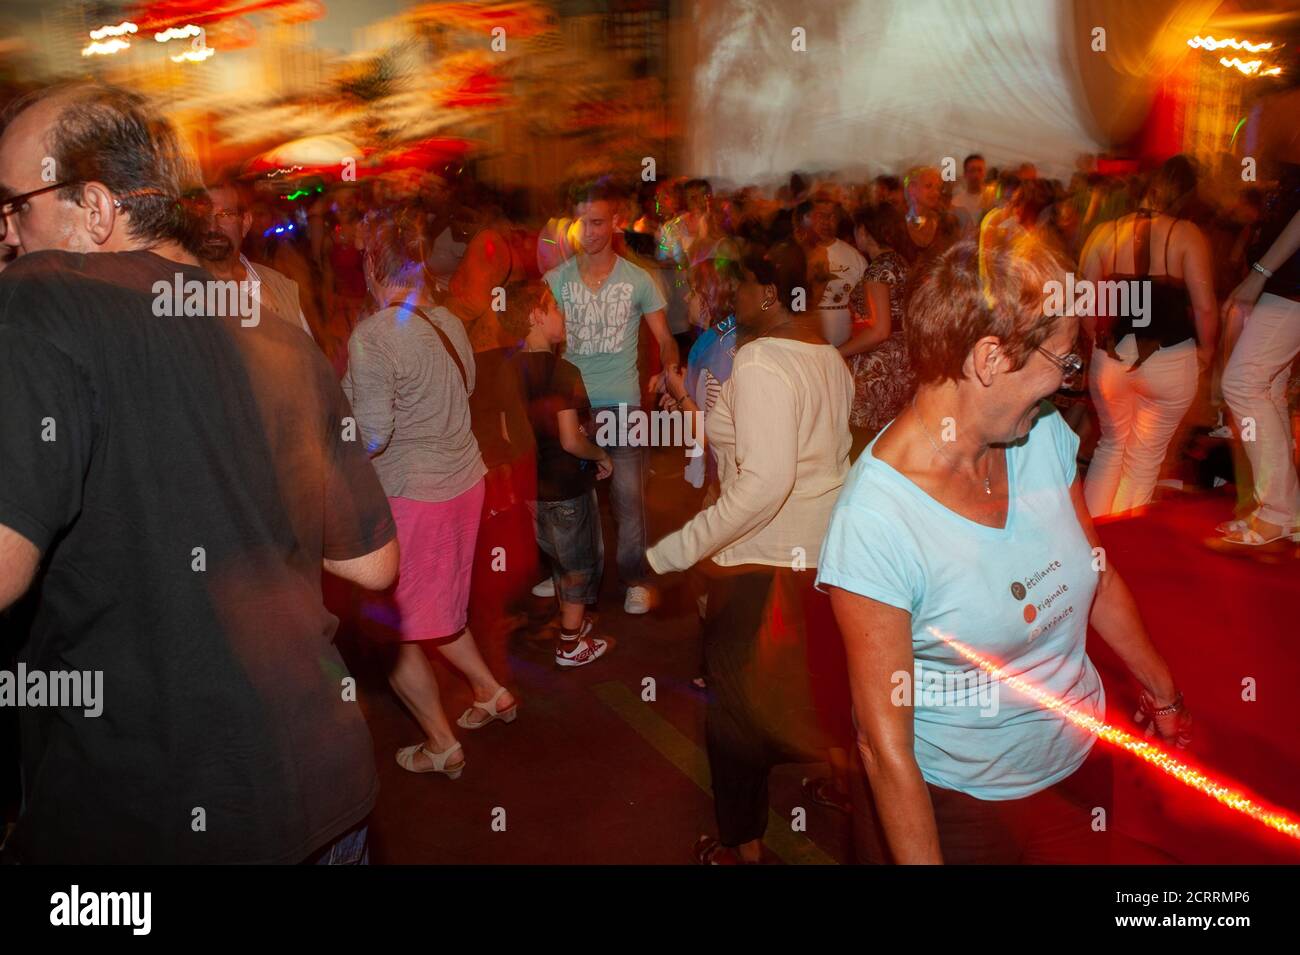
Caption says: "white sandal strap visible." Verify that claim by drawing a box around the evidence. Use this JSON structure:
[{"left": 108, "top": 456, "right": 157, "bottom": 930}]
[
  {"left": 421, "top": 742, "right": 461, "bottom": 770},
  {"left": 472, "top": 686, "right": 509, "bottom": 713}
]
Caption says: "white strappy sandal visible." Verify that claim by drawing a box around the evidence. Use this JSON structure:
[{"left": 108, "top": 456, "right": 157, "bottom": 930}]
[
  {"left": 395, "top": 741, "right": 464, "bottom": 779},
  {"left": 456, "top": 686, "right": 518, "bottom": 730}
]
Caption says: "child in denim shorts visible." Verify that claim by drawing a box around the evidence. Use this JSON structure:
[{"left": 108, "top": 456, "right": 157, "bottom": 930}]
[{"left": 509, "top": 284, "right": 612, "bottom": 668}]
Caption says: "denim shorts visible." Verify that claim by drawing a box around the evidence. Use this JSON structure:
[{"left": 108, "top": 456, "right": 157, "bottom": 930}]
[{"left": 530, "top": 490, "right": 604, "bottom": 604}]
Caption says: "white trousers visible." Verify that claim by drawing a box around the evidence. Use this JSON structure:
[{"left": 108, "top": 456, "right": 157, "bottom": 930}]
[
  {"left": 1221, "top": 293, "right": 1300, "bottom": 527},
  {"left": 1085, "top": 336, "right": 1198, "bottom": 517}
]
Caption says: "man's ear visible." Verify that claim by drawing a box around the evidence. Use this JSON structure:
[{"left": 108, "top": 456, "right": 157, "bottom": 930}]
[
  {"left": 239, "top": 210, "right": 252, "bottom": 242},
  {"left": 969, "top": 335, "right": 1003, "bottom": 387},
  {"left": 79, "top": 182, "right": 118, "bottom": 248}
]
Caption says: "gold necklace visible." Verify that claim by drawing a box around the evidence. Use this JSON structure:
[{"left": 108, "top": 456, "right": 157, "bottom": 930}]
[
  {"left": 911, "top": 397, "right": 995, "bottom": 495},
  {"left": 580, "top": 255, "right": 616, "bottom": 289}
]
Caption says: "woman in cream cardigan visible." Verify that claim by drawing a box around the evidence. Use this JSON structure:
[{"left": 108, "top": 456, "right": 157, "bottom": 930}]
[{"left": 648, "top": 240, "right": 854, "bottom": 864}]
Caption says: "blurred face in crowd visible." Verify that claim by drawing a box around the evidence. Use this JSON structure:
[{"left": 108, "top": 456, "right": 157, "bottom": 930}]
[
  {"left": 964, "top": 157, "right": 986, "bottom": 192},
  {"left": 873, "top": 180, "right": 904, "bottom": 211},
  {"left": 655, "top": 182, "right": 680, "bottom": 218},
  {"left": 418, "top": 174, "right": 450, "bottom": 210},
  {"left": 810, "top": 201, "right": 838, "bottom": 244},
  {"left": 733, "top": 270, "right": 775, "bottom": 332},
  {"left": 688, "top": 260, "right": 737, "bottom": 328},
  {"left": 194, "top": 184, "right": 249, "bottom": 263},
  {"left": 987, "top": 315, "right": 1079, "bottom": 443},
  {"left": 908, "top": 169, "right": 942, "bottom": 215},
  {"left": 685, "top": 184, "right": 710, "bottom": 218},
  {"left": 575, "top": 199, "right": 616, "bottom": 256},
  {"left": 249, "top": 202, "right": 274, "bottom": 239},
  {"left": 0, "top": 97, "right": 91, "bottom": 255}
]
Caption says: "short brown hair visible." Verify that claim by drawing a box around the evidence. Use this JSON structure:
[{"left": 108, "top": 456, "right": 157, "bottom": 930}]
[
  {"left": 906, "top": 234, "right": 1070, "bottom": 386},
  {"left": 497, "top": 281, "right": 553, "bottom": 341}
]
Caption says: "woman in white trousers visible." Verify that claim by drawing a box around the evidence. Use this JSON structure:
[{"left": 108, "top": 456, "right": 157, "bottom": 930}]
[
  {"left": 1081, "top": 157, "right": 1217, "bottom": 518},
  {"left": 1219, "top": 206, "right": 1300, "bottom": 545}
]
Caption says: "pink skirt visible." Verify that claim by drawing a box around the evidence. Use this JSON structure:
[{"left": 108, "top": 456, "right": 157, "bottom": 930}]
[{"left": 372, "top": 480, "right": 485, "bottom": 641}]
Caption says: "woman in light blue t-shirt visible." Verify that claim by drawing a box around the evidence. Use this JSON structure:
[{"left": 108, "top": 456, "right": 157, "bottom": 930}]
[{"left": 817, "top": 235, "right": 1191, "bottom": 864}]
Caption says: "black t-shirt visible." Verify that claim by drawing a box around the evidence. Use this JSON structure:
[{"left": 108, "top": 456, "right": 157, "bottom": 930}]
[
  {"left": 0, "top": 250, "right": 395, "bottom": 863},
  {"left": 511, "top": 351, "right": 595, "bottom": 501},
  {"left": 468, "top": 345, "right": 535, "bottom": 469}
]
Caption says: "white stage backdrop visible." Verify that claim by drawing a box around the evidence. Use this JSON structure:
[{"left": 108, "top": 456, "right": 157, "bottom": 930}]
[{"left": 686, "top": 0, "right": 1107, "bottom": 185}]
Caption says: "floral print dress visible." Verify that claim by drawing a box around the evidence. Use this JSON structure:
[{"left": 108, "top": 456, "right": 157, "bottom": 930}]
[{"left": 847, "top": 250, "right": 915, "bottom": 433}]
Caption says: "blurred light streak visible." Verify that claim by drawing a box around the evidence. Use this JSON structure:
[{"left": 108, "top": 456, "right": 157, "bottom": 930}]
[
  {"left": 155, "top": 25, "right": 203, "bottom": 42},
  {"left": 1187, "top": 35, "right": 1275, "bottom": 53},
  {"left": 927, "top": 626, "right": 1300, "bottom": 842},
  {"left": 82, "top": 39, "right": 131, "bottom": 56},
  {"left": 89, "top": 22, "right": 138, "bottom": 40},
  {"left": 171, "top": 47, "right": 215, "bottom": 63}
]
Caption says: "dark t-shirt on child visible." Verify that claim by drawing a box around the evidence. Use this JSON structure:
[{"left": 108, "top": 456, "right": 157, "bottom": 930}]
[{"left": 512, "top": 350, "right": 596, "bottom": 502}]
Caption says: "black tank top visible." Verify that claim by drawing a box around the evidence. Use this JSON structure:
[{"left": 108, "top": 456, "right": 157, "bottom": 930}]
[{"left": 1099, "top": 211, "right": 1196, "bottom": 367}]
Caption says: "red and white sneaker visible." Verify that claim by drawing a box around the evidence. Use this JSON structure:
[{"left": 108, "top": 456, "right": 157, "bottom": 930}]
[{"left": 556, "top": 621, "right": 608, "bottom": 669}]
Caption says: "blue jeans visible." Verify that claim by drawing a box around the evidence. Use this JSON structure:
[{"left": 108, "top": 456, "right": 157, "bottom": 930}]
[
  {"left": 308, "top": 822, "right": 370, "bottom": 865},
  {"left": 595, "top": 408, "right": 649, "bottom": 587}
]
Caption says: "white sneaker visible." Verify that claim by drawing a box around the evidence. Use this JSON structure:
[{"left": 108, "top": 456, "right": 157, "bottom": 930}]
[
  {"left": 556, "top": 619, "right": 608, "bottom": 669},
  {"left": 531, "top": 576, "right": 555, "bottom": 598},
  {"left": 624, "top": 585, "right": 654, "bottom": 615}
]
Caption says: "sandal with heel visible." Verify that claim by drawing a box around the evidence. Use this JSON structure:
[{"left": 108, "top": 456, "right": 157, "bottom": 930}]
[
  {"left": 456, "top": 686, "right": 518, "bottom": 729},
  {"left": 395, "top": 741, "right": 464, "bottom": 779}
]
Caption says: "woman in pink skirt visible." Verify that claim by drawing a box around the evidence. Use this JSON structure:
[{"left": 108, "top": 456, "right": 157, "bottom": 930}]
[{"left": 343, "top": 207, "right": 518, "bottom": 778}]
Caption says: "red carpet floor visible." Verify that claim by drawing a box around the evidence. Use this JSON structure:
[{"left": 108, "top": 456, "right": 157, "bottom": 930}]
[{"left": 332, "top": 466, "right": 1300, "bottom": 864}]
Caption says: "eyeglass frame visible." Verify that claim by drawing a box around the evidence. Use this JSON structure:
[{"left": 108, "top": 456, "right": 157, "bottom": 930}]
[
  {"left": 1036, "top": 344, "right": 1084, "bottom": 382},
  {"left": 180, "top": 192, "right": 243, "bottom": 223},
  {"left": 0, "top": 180, "right": 84, "bottom": 241}
]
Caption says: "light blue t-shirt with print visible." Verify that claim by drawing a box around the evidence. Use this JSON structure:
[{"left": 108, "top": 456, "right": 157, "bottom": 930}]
[
  {"left": 815, "top": 402, "right": 1103, "bottom": 801},
  {"left": 683, "top": 313, "right": 738, "bottom": 489},
  {"left": 544, "top": 255, "right": 668, "bottom": 409}
]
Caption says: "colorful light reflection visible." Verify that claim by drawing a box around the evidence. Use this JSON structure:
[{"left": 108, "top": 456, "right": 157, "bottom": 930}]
[{"left": 927, "top": 626, "right": 1300, "bottom": 842}]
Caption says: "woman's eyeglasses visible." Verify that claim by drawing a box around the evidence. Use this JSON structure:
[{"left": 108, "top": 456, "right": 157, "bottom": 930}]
[{"left": 1036, "top": 345, "right": 1084, "bottom": 387}]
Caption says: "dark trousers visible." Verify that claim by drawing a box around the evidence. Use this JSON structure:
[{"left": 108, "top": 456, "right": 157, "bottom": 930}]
[
  {"left": 849, "top": 745, "right": 1173, "bottom": 864},
  {"left": 702, "top": 564, "right": 851, "bottom": 847}
]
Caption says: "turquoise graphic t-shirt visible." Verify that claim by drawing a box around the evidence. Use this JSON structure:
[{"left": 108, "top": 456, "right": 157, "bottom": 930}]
[
  {"left": 544, "top": 255, "right": 667, "bottom": 408},
  {"left": 815, "top": 403, "right": 1103, "bottom": 800}
]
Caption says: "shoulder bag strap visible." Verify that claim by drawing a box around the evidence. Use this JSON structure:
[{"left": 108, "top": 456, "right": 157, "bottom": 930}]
[{"left": 401, "top": 304, "right": 469, "bottom": 392}]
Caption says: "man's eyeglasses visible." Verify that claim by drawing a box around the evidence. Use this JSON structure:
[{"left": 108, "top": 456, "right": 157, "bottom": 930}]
[
  {"left": 1037, "top": 345, "right": 1084, "bottom": 387},
  {"left": 179, "top": 194, "right": 241, "bottom": 222},
  {"left": 0, "top": 180, "right": 82, "bottom": 241}
]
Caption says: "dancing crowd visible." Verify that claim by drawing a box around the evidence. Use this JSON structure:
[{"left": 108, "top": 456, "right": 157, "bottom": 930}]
[{"left": 1, "top": 81, "right": 1297, "bottom": 864}]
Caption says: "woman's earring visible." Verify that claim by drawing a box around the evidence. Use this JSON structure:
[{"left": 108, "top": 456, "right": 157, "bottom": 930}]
[{"left": 760, "top": 298, "right": 776, "bottom": 311}]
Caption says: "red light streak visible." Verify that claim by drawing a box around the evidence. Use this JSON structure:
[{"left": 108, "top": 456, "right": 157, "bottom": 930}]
[{"left": 928, "top": 626, "right": 1300, "bottom": 842}]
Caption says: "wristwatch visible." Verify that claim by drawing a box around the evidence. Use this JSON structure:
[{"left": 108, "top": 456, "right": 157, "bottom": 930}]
[{"left": 1251, "top": 261, "right": 1274, "bottom": 278}]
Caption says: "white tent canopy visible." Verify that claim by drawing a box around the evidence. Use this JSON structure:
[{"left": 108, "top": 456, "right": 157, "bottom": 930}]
[{"left": 685, "top": 0, "right": 1205, "bottom": 185}]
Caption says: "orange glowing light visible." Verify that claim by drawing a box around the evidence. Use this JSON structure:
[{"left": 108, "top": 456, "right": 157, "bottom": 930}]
[{"left": 927, "top": 626, "right": 1300, "bottom": 842}]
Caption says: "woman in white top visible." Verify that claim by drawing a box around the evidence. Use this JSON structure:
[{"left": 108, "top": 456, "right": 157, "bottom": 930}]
[{"left": 647, "top": 240, "right": 854, "bottom": 864}]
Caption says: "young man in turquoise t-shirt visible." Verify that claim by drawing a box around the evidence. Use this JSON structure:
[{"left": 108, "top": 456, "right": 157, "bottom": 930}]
[{"left": 543, "top": 180, "right": 677, "bottom": 615}]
